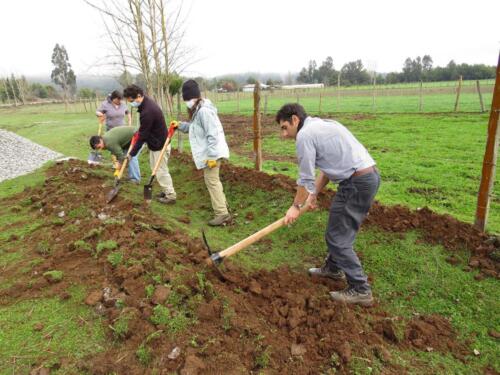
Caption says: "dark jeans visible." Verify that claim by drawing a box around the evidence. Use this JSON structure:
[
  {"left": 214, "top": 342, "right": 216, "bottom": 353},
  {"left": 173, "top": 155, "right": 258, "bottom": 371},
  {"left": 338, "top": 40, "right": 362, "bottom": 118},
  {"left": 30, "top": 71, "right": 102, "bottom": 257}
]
[{"left": 325, "top": 170, "right": 381, "bottom": 292}]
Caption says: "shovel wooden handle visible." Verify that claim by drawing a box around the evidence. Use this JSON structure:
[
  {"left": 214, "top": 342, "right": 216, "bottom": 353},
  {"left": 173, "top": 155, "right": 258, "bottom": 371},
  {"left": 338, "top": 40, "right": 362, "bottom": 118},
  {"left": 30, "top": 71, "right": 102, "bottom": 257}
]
[
  {"left": 98, "top": 120, "right": 103, "bottom": 136},
  {"left": 150, "top": 130, "right": 175, "bottom": 177},
  {"left": 218, "top": 205, "right": 310, "bottom": 260},
  {"left": 116, "top": 136, "right": 137, "bottom": 180}
]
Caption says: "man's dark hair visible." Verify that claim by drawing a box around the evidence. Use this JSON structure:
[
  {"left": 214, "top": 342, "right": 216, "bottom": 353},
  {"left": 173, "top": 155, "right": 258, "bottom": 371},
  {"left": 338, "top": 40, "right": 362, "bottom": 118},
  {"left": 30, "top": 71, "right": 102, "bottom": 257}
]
[
  {"left": 275, "top": 103, "right": 308, "bottom": 127},
  {"left": 110, "top": 90, "right": 123, "bottom": 101},
  {"left": 123, "top": 84, "right": 144, "bottom": 99},
  {"left": 89, "top": 135, "right": 103, "bottom": 150}
]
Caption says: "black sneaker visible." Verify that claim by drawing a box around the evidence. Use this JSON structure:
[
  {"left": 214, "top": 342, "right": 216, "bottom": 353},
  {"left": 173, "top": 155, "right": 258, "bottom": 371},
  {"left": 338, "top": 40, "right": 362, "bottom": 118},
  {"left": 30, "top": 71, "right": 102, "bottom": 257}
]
[
  {"left": 329, "top": 287, "right": 374, "bottom": 307},
  {"left": 156, "top": 192, "right": 166, "bottom": 199},
  {"left": 157, "top": 196, "right": 176, "bottom": 204},
  {"left": 308, "top": 264, "right": 346, "bottom": 280}
]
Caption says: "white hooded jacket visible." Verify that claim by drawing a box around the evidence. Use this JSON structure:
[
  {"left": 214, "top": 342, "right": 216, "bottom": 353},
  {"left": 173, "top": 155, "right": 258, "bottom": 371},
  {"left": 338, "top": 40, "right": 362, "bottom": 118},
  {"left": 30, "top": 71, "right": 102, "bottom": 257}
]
[{"left": 178, "top": 99, "right": 230, "bottom": 169}]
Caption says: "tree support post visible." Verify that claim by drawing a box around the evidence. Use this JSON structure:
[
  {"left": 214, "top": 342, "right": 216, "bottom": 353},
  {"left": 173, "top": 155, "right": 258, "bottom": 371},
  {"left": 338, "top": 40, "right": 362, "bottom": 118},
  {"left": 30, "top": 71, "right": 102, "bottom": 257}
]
[
  {"left": 253, "top": 82, "right": 262, "bottom": 171},
  {"left": 475, "top": 52, "right": 500, "bottom": 231}
]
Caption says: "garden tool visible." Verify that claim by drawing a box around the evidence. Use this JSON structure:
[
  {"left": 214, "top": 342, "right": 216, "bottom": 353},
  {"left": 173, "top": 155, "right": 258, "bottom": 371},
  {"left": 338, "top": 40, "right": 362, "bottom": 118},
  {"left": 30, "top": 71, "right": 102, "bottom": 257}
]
[
  {"left": 143, "top": 123, "right": 177, "bottom": 204},
  {"left": 202, "top": 204, "right": 310, "bottom": 279},
  {"left": 87, "top": 119, "right": 104, "bottom": 164},
  {"left": 106, "top": 133, "right": 139, "bottom": 204}
]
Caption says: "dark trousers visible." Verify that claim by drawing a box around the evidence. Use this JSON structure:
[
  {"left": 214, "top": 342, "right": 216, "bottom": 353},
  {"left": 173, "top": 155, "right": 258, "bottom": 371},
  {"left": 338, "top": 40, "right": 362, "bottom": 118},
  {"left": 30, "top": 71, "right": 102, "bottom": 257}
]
[{"left": 325, "top": 170, "right": 381, "bottom": 292}]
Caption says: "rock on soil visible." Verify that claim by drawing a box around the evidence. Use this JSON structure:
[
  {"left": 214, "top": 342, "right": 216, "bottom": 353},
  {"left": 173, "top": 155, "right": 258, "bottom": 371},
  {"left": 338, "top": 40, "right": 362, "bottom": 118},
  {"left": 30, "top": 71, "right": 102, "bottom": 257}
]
[{"left": 0, "top": 129, "right": 62, "bottom": 182}]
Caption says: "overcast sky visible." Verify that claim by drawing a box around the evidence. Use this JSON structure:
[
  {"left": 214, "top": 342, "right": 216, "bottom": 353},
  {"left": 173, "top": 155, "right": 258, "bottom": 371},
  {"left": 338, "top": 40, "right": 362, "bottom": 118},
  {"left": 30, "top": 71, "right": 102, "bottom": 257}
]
[{"left": 1, "top": 0, "right": 499, "bottom": 78}]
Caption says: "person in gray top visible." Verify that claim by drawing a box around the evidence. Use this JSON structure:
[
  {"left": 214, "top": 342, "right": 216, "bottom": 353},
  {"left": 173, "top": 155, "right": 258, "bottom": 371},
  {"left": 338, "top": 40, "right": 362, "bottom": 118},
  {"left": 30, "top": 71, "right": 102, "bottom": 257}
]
[
  {"left": 96, "top": 90, "right": 132, "bottom": 131},
  {"left": 278, "top": 103, "right": 380, "bottom": 307}
]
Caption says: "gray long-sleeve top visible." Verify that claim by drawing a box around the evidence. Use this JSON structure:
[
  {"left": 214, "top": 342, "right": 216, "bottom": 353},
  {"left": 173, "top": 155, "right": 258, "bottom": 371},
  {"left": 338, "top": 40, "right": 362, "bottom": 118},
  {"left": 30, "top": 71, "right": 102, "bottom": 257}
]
[{"left": 296, "top": 117, "right": 375, "bottom": 193}]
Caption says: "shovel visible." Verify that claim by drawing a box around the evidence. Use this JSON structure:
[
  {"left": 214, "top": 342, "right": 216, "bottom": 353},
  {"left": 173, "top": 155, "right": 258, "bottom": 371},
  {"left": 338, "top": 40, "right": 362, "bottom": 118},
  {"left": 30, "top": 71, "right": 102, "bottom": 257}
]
[
  {"left": 106, "top": 133, "right": 139, "bottom": 204},
  {"left": 202, "top": 204, "right": 310, "bottom": 279},
  {"left": 88, "top": 120, "right": 104, "bottom": 165},
  {"left": 143, "top": 124, "right": 177, "bottom": 204}
]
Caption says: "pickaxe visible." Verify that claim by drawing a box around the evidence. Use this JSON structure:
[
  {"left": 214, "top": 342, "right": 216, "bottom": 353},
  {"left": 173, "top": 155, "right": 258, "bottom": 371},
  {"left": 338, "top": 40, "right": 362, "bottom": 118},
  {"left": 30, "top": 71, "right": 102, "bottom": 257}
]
[{"left": 202, "top": 205, "right": 310, "bottom": 278}]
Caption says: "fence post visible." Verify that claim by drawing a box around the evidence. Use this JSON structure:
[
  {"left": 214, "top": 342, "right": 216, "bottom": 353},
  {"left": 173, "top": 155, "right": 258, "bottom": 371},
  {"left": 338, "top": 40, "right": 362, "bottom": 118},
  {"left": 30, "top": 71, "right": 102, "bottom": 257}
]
[
  {"left": 419, "top": 81, "right": 423, "bottom": 112},
  {"left": 253, "top": 81, "right": 262, "bottom": 171},
  {"left": 454, "top": 75, "right": 462, "bottom": 112},
  {"left": 476, "top": 80, "right": 485, "bottom": 113},
  {"left": 475, "top": 52, "right": 500, "bottom": 231},
  {"left": 337, "top": 73, "right": 341, "bottom": 111},
  {"left": 372, "top": 73, "right": 376, "bottom": 112},
  {"left": 236, "top": 90, "right": 240, "bottom": 114}
]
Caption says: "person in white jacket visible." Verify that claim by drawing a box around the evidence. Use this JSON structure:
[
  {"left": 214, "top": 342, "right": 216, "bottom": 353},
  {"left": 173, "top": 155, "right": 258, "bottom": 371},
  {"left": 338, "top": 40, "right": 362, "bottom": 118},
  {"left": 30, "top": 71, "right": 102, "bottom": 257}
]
[{"left": 175, "top": 79, "right": 231, "bottom": 226}]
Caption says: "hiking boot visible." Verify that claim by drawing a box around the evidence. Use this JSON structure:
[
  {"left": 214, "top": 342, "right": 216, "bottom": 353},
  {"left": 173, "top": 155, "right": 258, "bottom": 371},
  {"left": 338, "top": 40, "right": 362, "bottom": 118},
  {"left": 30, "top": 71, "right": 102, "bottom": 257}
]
[
  {"left": 329, "top": 287, "right": 374, "bottom": 307},
  {"left": 157, "top": 196, "right": 176, "bottom": 204},
  {"left": 156, "top": 192, "right": 166, "bottom": 198},
  {"left": 308, "top": 264, "right": 346, "bottom": 281},
  {"left": 208, "top": 213, "right": 232, "bottom": 226}
]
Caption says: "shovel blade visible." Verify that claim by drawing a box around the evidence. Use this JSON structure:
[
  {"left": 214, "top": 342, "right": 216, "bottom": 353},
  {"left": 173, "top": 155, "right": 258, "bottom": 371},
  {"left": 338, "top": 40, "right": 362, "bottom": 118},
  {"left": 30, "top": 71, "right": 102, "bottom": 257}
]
[
  {"left": 87, "top": 151, "right": 102, "bottom": 165},
  {"left": 106, "top": 185, "right": 120, "bottom": 204},
  {"left": 143, "top": 184, "right": 153, "bottom": 202}
]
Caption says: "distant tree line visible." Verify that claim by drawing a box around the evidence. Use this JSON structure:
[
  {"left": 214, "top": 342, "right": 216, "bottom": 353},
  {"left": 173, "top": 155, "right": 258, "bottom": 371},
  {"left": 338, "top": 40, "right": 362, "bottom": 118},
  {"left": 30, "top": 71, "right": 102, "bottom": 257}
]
[
  {"left": 0, "top": 75, "right": 59, "bottom": 104},
  {"left": 297, "top": 56, "right": 496, "bottom": 86}
]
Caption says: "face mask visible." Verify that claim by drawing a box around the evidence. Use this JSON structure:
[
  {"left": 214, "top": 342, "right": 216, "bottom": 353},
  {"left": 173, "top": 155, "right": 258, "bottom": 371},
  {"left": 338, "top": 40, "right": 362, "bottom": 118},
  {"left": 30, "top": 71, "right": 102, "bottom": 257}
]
[
  {"left": 185, "top": 99, "right": 196, "bottom": 109},
  {"left": 130, "top": 100, "right": 140, "bottom": 108}
]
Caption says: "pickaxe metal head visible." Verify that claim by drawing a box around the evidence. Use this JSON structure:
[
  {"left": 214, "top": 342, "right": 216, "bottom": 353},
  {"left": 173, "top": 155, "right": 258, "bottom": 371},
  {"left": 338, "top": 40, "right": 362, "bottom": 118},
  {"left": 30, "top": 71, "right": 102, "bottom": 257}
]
[{"left": 201, "top": 229, "right": 226, "bottom": 281}]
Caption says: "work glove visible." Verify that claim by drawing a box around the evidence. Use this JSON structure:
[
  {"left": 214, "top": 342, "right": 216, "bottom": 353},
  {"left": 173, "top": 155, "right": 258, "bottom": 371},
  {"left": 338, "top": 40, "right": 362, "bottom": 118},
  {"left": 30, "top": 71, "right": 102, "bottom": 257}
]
[
  {"left": 169, "top": 120, "right": 179, "bottom": 129},
  {"left": 167, "top": 122, "right": 177, "bottom": 138},
  {"left": 205, "top": 159, "right": 217, "bottom": 169},
  {"left": 113, "top": 169, "right": 120, "bottom": 177}
]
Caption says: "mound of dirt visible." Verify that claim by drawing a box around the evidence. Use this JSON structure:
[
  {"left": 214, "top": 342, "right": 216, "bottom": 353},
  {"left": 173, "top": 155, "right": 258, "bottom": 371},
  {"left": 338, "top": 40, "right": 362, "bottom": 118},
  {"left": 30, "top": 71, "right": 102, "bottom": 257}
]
[
  {"left": 0, "top": 160, "right": 478, "bottom": 373},
  {"left": 173, "top": 151, "right": 499, "bottom": 279}
]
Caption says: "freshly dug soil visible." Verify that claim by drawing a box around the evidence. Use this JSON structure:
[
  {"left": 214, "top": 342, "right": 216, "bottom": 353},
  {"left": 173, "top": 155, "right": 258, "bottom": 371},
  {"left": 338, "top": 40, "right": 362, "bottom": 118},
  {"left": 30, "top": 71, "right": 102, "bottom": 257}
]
[{"left": 0, "top": 159, "right": 485, "bottom": 374}]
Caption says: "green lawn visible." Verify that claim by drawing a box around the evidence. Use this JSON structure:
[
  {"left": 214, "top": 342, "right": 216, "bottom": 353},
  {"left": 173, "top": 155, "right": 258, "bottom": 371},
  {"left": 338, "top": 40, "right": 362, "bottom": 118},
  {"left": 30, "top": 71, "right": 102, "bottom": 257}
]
[{"left": 0, "top": 103, "right": 499, "bottom": 373}]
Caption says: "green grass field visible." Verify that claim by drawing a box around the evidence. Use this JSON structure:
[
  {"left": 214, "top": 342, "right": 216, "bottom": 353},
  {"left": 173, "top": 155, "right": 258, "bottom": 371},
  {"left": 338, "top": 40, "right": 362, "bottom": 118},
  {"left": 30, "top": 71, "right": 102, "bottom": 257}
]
[{"left": 0, "top": 101, "right": 499, "bottom": 373}]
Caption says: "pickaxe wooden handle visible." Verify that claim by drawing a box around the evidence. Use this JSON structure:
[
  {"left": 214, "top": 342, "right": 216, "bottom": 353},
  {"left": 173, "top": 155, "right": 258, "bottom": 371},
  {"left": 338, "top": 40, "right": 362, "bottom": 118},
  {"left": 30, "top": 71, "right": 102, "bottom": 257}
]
[{"left": 205, "top": 204, "right": 310, "bottom": 266}]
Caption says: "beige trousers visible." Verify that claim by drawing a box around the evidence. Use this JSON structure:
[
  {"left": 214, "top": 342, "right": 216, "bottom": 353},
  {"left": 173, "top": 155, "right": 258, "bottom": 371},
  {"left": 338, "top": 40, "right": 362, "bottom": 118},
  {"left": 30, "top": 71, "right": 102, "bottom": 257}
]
[
  {"left": 203, "top": 160, "right": 228, "bottom": 216},
  {"left": 149, "top": 146, "right": 176, "bottom": 199}
]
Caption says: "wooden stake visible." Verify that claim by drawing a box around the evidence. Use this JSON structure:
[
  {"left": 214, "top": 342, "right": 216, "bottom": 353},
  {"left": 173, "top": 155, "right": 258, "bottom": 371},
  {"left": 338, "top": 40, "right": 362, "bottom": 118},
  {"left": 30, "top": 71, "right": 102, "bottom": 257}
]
[
  {"left": 253, "top": 82, "right": 262, "bottom": 171},
  {"left": 475, "top": 52, "right": 500, "bottom": 231},
  {"left": 476, "top": 80, "right": 485, "bottom": 113},
  {"left": 454, "top": 75, "right": 462, "bottom": 112},
  {"left": 337, "top": 73, "right": 340, "bottom": 111},
  {"left": 236, "top": 90, "right": 240, "bottom": 114},
  {"left": 372, "top": 73, "right": 376, "bottom": 112},
  {"left": 419, "top": 81, "right": 423, "bottom": 112}
]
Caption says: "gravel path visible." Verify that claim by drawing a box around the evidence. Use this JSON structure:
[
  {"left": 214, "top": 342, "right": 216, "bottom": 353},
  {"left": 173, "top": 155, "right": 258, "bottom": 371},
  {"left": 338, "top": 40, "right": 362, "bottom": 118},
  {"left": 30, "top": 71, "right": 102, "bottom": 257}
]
[{"left": 0, "top": 129, "right": 63, "bottom": 182}]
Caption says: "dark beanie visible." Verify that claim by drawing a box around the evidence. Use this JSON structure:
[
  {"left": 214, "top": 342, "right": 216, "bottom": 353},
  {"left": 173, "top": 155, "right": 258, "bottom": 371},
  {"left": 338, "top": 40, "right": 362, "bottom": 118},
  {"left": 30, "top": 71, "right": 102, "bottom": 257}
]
[{"left": 182, "top": 79, "right": 201, "bottom": 101}]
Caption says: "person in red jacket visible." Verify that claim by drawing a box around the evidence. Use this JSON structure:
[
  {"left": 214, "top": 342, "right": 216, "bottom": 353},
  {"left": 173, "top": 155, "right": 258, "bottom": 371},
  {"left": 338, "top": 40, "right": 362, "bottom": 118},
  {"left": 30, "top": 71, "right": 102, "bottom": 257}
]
[{"left": 123, "top": 84, "right": 177, "bottom": 204}]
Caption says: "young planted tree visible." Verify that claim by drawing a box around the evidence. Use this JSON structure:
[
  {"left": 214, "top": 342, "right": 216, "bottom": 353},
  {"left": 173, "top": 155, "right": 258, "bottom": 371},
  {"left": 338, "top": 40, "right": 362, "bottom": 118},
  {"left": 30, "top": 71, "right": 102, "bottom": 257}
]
[
  {"left": 85, "top": 0, "right": 194, "bottom": 116},
  {"left": 50, "top": 44, "right": 77, "bottom": 107}
]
